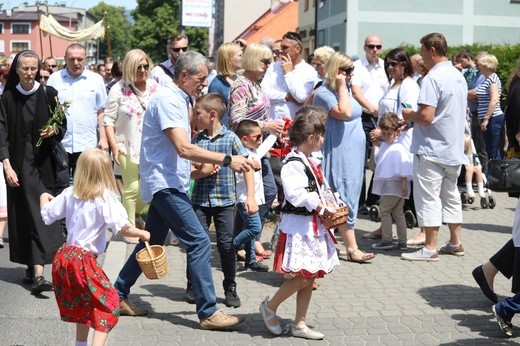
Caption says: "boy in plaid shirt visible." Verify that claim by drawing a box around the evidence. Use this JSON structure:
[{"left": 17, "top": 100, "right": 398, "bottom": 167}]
[{"left": 187, "top": 93, "right": 256, "bottom": 308}]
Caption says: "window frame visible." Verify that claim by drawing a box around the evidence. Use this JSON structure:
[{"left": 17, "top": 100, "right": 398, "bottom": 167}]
[
  {"left": 10, "top": 40, "right": 30, "bottom": 52},
  {"left": 11, "top": 22, "right": 31, "bottom": 34}
]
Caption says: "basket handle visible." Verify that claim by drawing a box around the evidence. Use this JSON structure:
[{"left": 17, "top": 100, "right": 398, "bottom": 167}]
[{"left": 144, "top": 241, "right": 154, "bottom": 260}]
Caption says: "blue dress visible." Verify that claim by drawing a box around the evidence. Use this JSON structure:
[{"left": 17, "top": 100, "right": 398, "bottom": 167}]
[
  {"left": 208, "top": 75, "right": 231, "bottom": 126},
  {"left": 313, "top": 84, "right": 365, "bottom": 227}
]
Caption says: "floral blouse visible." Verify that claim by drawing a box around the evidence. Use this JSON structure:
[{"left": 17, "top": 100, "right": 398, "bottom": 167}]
[{"left": 104, "top": 79, "right": 159, "bottom": 164}]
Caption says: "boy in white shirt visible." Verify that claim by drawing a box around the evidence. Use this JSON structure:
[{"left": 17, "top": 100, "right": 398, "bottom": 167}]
[{"left": 234, "top": 120, "right": 277, "bottom": 271}]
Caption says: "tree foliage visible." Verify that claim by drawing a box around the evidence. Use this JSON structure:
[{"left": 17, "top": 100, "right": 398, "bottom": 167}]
[
  {"left": 88, "top": 2, "right": 132, "bottom": 61},
  {"left": 131, "top": 0, "right": 209, "bottom": 63}
]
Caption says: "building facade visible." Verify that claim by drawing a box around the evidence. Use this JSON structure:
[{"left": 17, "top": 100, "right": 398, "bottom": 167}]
[{"left": 315, "top": 0, "right": 520, "bottom": 56}]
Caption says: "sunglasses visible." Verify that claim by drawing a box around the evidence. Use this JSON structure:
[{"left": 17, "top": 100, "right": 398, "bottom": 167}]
[
  {"left": 339, "top": 66, "right": 355, "bottom": 74},
  {"left": 170, "top": 47, "right": 188, "bottom": 53},
  {"left": 284, "top": 32, "right": 302, "bottom": 44},
  {"left": 48, "top": 64, "right": 57, "bottom": 68},
  {"left": 248, "top": 134, "right": 262, "bottom": 141},
  {"left": 385, "top": 61, "right": 401, "bottom": 68},
  {"left": 137, "top": 64, "right": 149, "bottom": 72},
  {"left": 40, "top": 76, "right": 49, "bottom": 80},
  {"left": 365, "top": 44, "right": 382, "bottom": 50},
  {"left": 260, "top": 58, "right": 272, "bottom": 66},
  {"left": 272, "top": 49, "right": 280, "bottom": 56}
]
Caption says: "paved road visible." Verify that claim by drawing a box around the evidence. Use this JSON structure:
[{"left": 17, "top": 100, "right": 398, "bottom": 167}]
[{"left": 1, "top": 189, "right": 519, "bottom": 345}]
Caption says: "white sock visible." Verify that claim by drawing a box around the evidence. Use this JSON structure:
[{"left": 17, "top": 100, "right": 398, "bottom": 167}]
[
  {"left": 465, "top": 182, "right": 473, "bottom": 191},
  {"left": 75, "top": 341, "right": 88, "bottom": 346}
]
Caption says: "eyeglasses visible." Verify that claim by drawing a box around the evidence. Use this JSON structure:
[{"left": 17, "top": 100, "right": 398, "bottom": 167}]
[
  {"left": 385, "top": 61, "right": 400, "bottom": 68},
  {"left": 248, "top": 134, "right": 262, "bottom": 141},
  {"left": 260, "top": 58, "right": 272, "bottom": 66},
  {"left": 48, "top": 64, "right": 57, "bottom": 68},
  {"left": 18, "top": 66, "right": 38, "bottom": 72},
  {"left": 170, "top": 47, "right": 188, "bottom": 53},
  {"left": 365, "top": 44, "right": 382, "bottom": 50},
  {"left": 339, "top": 66, "right": 354, "bottom": 74},
  {"left": 137, "top": 64, "right": 149, "bottom": 72},
  {"left": 40, "top": 76, "right": 49, "bottom": 80}
]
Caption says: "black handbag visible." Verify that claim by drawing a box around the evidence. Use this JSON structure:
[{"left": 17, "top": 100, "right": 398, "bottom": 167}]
[
  {"left": 50, "top": 138, "right": 68, "bottom": 172},
  {"left": 487, "top": 159, "right": 520, "bottom": 192}
]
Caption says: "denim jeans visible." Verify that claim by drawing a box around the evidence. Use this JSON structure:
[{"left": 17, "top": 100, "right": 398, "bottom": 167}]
[
  {"left": 192, "top": 205, "right": 236, "bottom": 290},
  {"left": 495, "top": 248, "right": 520, "bottom": 321},
  {"left": 114, "top": 188, "right": 217, "bottom": 320},
  {"left": 233, "top": 203, "right": 262, "bottom": 264},
  {"left": 482, "top": 114, "right": 504, "bottom": 160},
  {"left": 259, "top": 156, "right": 277, "bottom": 231}
]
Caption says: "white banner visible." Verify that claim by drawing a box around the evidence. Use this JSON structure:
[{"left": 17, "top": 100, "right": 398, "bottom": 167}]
[
  {"left": 182, "top": 0, "right": 213, "bottom": 28},
  {"left": 40, "top": 14, "right": 105, "bottom": 41}
]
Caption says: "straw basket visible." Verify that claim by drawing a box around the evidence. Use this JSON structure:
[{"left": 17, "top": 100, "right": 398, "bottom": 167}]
[
  {"left": 136, "top": 241, "right": 169, "bottom": 279},
  {"left": 319, "top": 205, "right": 348, "bottom": 229}
]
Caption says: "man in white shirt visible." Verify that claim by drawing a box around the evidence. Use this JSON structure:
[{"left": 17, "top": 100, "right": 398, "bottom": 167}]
[
  {"left": 261, "top": 31, "right": 317, "bottom": 209},
  {"left": 47, "top": 43, "right": 108, "bottom": 181},
  {"left": 351, "top": 34, "right": 389, "bottom": 214},
  {"left": 150, "top": 33, "right": 189, "bottom": 86}
]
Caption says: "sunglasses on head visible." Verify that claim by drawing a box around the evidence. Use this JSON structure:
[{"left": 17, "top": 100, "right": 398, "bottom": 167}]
[
  {"left": 260, "top": 58, "right": 272, "bottom": 66},
  {"left": 385, "top": 61, "right": 400, "bottom": 68},
  {"left": 365, "top": 44, "right": 382, "bottom": 50},
  {"left": 339, "top": 66, "right": 354, "bottom": 74},
  {"left": 284, "top": 32, "right": 302, "bottom": 43},
  {"left": 137, "top": 64, "right": 149, "bottom": 72},
  {"left": 170, "top": 47, "right": 188, "bottom": 53}
]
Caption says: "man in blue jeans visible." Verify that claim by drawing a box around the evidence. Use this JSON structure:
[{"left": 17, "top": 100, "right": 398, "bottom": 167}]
[{"left": 114, "top": 51, "right": 252, "bottom": 330}]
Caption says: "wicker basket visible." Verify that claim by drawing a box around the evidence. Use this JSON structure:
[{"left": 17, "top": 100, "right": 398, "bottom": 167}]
[
  {"left": 319, "top": 205, "right": 348, "bottom": 229},
  {"left": 136, "top": 241, "right": 169, "bottom": 279}
]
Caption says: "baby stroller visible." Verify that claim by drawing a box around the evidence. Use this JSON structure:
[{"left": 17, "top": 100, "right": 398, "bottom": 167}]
[{"left": 458, "top": 135, "right": 496, "bottom": 209}]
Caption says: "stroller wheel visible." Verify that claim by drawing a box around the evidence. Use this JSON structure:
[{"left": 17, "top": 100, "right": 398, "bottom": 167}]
[
  {"left": 369, "top": 205, "right": 380, "bottom": 222},
  {"left": 461, "top": 191, "right": 468, "bottom": 204},
  {"left": 480, "top": 196, "right": 489, "bottom": 209},
  {"left": 488, "top": 196, "right": 496, "bottom": 209},
  {"left": 404, "top": 210, "right": 417, "bottom": 229},
  {"left": 467, "top": 196, "right": 475, "bottom": 204}
]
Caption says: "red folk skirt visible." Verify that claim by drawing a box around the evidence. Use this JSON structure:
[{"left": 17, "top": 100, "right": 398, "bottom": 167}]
[{"left": 52, "top": 243, "right": 119, "bottom": 332}]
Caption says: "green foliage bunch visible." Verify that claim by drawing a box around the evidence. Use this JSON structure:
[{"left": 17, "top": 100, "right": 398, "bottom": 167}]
[{"left": 395, "top": 42, "right": 520, "bottom": 97}]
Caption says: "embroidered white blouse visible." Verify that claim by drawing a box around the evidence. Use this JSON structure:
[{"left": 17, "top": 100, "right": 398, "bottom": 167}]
[{"left": 104, "top": 79, "right": 159, "bottom": 164}]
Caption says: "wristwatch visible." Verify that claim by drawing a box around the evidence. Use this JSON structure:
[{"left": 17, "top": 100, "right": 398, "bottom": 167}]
[{"left": 222, "top": 154, "right": 232, "bottom": 167}]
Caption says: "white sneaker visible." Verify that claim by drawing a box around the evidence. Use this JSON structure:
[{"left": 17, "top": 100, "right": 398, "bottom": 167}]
[{"left": 401, "top": 247, "right": 439, "bottom": 262}]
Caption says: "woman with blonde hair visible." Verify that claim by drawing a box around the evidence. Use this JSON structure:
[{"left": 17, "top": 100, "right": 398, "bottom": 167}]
[
  {"left": 476, "top": 53, "right": 504, "bottom": 161},
  {"left": 208, "top": 42, "right": 242, "bottom": 125},
  {"left": 313, "top": 52, "right": 375, "bottom": 262},
  {"left": 104, "top": 49, "right": 159, "bottom": 244},
  {"left": 305, "top": 46, "right": 336, "bottom": 105}
]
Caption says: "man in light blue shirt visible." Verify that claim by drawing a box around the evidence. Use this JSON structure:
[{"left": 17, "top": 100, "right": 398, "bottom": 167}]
[
  {"left": 114, "top": 51, "right": 252, "bottom": 330},
  {"left": 47, "top": 43, "right": 107, "bottom": 180},
  {"left": 402, "top": 33, "right": 467, "bottom": 262}
]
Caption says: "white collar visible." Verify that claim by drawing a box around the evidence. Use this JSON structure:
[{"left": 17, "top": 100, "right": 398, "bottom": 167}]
[{"left": 16, "top": 81, "right": 40, "bottom": 95}]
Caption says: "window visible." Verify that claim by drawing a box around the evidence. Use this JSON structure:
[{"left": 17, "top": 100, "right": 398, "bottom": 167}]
[
  {"left": 304, "top": 0, "right": 309, "bottom": 11},
  {"left": 11, "top": 23, "right": 30, "bottom": 34},
  {"left": 0, "top": 23, "right": 3, "bottom": 34},
  {"left": 11, "top": 41, "right": 29, "bottom": 52}
]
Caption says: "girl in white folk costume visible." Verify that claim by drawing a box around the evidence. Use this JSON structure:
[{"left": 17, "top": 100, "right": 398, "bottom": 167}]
[
  {"left": 40, "top": 149, "right": 150, "bottom": 346},
  {"left": 259, "top": 106, "right": 340, "bottom": 340}
]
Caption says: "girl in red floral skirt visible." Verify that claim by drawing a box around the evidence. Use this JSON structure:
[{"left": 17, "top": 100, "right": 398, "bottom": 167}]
[
  {"left": 259, "top": 107, "right": 340, "bottom": 340},
  {"left": 40, "top": 148, "right": 150, "bottom": 346}
]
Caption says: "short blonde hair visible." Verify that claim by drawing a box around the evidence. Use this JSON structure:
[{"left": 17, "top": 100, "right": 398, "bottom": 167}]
[
  {"left": 122, "top": 49, "right": 153, "bottom": 85},
  {"left": 324, "top": 52, "right": 353, "bottom": 90},
  {"left": 73, "top": 149, "right": 118, "bottom": 201},
  {"left": 313, "top": 46, "right": 335, "bottom": 65},
  {"left": 477, "top": 53, "right": 499, "bottom": 72},
  {"left": 241, "top": 43, "right": 272, "bottom": 72},
  {"left": 216, "top": 42, "right": 241, "bottom": 78}
]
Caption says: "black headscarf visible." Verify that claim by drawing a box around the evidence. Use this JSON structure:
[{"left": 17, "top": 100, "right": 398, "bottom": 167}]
[{"left": 4, "top": 50, "right": 41, "bottom": 92}]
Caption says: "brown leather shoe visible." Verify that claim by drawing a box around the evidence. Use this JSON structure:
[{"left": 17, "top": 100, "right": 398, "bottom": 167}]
[
  {"left": 119, "top": 299, "right": 148, "bottom": 316},
  {"left": 199, "top": 310, "right": 245, "bottom": 330}
]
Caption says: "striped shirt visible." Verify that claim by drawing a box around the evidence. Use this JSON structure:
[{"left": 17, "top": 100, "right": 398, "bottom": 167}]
[
  {"left": 228, "top": 75, "right": 270, "bottom": 130},
  {"left": 476, "top": 73, "right": 503, "bottom": 119},
  {"left": 190, "top": 126, "right": 249, "bottom": 207}
]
